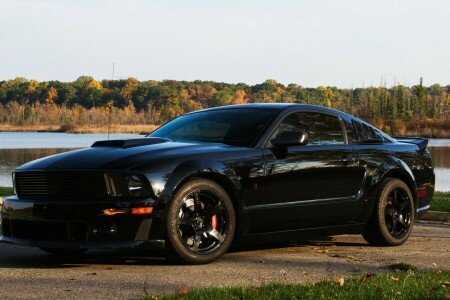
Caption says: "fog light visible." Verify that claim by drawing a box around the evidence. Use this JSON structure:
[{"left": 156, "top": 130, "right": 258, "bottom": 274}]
[{"left": 93, "top": 222, "right": 118, "bottom": 237}]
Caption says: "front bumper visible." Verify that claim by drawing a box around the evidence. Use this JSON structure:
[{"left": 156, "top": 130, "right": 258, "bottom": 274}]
[
  {"left": 0, "top": 236, "right": 165, "bottom": 250},
  {"left": 0, "top": 196, "right": 165, "bottom": 250}
]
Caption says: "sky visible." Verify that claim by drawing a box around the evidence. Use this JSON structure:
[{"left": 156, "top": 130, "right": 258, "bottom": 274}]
[{"left": 1, "top": 0, "right": 449, "bottom": 87}]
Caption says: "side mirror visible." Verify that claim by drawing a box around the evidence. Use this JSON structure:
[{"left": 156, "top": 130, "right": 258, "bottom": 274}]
[{"left": 270, "top": 131, "right": 308, "bottom": 147}]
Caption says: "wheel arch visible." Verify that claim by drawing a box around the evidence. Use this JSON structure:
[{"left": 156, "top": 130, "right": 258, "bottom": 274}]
[
  {"left": 377, "top": 166, "right": 418, "bottom": 210},
  {"left": 160, "top": 159, "right": 242, "bottom": 211}
]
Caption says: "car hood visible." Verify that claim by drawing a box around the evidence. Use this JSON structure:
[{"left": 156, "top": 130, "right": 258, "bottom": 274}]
[{"left": 17, "top": 138, "right": 240, "bottom": 171}]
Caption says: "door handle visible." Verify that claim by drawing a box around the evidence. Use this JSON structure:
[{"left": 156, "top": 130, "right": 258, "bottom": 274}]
[{"left": 339, "top": 155, "right": 355, "bottom": 163}]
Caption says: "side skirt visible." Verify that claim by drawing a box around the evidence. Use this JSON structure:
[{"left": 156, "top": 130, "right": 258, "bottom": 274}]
[{"left": 235, "top": 223, "right": 365, "bottom": 245}]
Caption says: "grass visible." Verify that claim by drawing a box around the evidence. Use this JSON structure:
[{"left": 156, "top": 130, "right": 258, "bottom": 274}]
[
  {"left": 146, "top": 271, "right": 449, "bottom": 300},
  {"left": 431, "top": 192, "right": 450, "bottom": 212},
  {"left": 0, "top": 186, "right": 14, "bottom": 197}
]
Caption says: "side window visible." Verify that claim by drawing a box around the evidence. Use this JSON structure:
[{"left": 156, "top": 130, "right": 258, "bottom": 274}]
[
  {"left": 343, "top": 119, "right": 358, "bottom": 144},
  {"left": 353, "top": 120, "right": 383, "bottom": 143},
  {"left": 272, "top": 112, "right": 345, "bottom": 146}
]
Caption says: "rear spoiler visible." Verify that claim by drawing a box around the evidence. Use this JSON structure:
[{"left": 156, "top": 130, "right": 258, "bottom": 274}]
[{"left": 395, "top": 137, "right": 429, "bottom": 151}]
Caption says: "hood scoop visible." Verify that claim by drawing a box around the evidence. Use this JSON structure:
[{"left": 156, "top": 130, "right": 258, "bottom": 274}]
[{"left": 91, "top": 137, "right": 171, "bottom": 148}]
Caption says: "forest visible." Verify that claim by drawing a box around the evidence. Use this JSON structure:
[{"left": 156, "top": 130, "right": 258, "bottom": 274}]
[{"left": 0, "top": 76, "right": 449, "bottom": 137}]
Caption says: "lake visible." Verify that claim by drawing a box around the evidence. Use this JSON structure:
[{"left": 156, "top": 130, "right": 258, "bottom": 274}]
[{"left": 0, "top": 132, "right": 449, "bottom": 191}]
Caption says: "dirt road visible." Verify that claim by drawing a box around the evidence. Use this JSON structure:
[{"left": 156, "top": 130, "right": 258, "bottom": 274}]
[{"left": 0, "top": 222, "right": 449, "bottom": 299}]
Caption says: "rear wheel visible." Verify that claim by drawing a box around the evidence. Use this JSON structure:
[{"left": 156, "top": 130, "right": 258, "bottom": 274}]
[
  {"left": 363, "top": 178, "right": 415, "bottom": 246},
  {"left": 165, "top": 179, "right": 235, "bottom": 264}
]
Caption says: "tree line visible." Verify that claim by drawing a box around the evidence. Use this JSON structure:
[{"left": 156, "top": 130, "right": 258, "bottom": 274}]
[{"left": 0, "top": 76, "right": 449, "bottom": 136}]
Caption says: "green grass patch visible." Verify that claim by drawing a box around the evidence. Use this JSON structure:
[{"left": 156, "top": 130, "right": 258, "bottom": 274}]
[
  {"left": 0, "top": 186, "right": 14, "bottom": 197},
  {"left": 147, "top": 271, "right": 449, "bottom": 300},
  {"left": 431, "top": 192, "right": 450, "bottom": 212}
]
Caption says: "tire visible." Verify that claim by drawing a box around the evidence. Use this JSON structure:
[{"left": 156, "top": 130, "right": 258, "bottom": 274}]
[
  {"left": 363, "top": 178, "right": 415, "bottom": 246},
  {"left": 165, "top": 179, "right": 236, "bottom": 264},
  {"left": 39, "top": 248, "right": 87, "bottom": 256}
]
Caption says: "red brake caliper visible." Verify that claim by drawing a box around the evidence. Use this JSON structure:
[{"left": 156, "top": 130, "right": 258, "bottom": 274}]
[
  {"left": 211, "top": 215, "right": 217, "bottom": 229},
  {"left": 384, "top": 198, "right": 392, "bottom": 208}
]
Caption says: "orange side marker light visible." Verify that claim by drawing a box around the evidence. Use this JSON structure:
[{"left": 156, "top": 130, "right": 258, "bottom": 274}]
[{"left": 131, "top": 207, "right": 154, "bottom": 215}]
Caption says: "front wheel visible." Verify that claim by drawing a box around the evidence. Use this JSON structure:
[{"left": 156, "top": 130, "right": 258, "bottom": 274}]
[
  {"left": 165, "top": 179, "right": 236, "bottom": 264},
  {"left": 363, "top": 178, "right": 415, "bottom": 246}
]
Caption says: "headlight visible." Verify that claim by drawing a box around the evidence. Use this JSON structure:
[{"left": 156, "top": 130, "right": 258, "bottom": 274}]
[
  {"left": 104, "top": 173, "right": 152, "bottom": 198},
  {"left": 128, "top": 175, "right": 144, "bottom": 196}
]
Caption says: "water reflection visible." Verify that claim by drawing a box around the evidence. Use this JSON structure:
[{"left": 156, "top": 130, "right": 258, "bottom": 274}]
[
  {"left": 428, "top": 147, "right": 450, "bottom": 192},
  {"left": 428, "top": 147, "right": 450, "bottom": 168}
]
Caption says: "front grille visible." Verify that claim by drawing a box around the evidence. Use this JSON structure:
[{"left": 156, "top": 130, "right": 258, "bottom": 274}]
[{"left": 15, "top": 172, "right": 106, "bottom": 200}]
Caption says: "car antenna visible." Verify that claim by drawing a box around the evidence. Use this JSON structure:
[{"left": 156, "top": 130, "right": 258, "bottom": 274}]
[{"left": 108, "top": 62, "right": 115, "bottom": 140}]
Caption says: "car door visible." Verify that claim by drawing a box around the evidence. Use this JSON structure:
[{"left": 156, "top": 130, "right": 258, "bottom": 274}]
[{"left": 262, "top": 110, "right": 364, "bottom": 231}]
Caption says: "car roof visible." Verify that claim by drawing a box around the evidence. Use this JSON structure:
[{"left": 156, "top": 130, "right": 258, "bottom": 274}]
[{"left": 198, "top": 103, "right": 355, "bottom": 119}]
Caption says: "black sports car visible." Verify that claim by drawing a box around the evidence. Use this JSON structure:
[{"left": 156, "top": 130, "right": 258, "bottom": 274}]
[{"left": 0, "top": 104, "right": 434, "bottom": 264}]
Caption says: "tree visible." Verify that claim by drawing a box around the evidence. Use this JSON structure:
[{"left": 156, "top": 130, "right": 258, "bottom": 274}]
[
  {"left": 45, "top": 87, "right": 58, "bottom": 106},
  {"left": 211, "top": 88, "right": 234, "bottom": 106},
  {"left": 120, "top": 77, "right": 139, "bottom": 106},
  {"left": 317, "top": 86, "right": 337, "bottom": 108}
]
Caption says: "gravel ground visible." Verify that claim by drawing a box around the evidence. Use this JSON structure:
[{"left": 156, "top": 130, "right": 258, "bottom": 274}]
[{"left": 0, "top": 222, "right": 449, "bottom": 300}]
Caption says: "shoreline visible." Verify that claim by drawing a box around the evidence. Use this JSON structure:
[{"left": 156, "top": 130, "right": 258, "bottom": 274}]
[
  {"left": 1, "top": 125, "right": 450, "bottom": 139},
  {"left": 0, "top": 124, "right": 158, "bottom": 135}
]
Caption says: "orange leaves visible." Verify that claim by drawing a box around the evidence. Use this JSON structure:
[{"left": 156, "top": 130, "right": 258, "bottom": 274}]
[
  {"left": 234, "top": 89, "right": 248, "bottom": 104},
  {"left": 85, "top": 79, "right": 103, "bottom": 91},
  {"left": 390, "top": 276, "right": 399, "bottom": 281},
  {"left": 334, "top": 277, "right": 345, "bottom": 286},
  {"left": 45, "top": 87, "right": 58, "bottom": 106},
  {"left": 178, "top": 286, "right": 189, "bottom": 295}
]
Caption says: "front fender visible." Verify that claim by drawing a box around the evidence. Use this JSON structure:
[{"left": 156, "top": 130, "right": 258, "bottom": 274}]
[{"left": 160, "top": 159, "right": 241, "bottom": 201}]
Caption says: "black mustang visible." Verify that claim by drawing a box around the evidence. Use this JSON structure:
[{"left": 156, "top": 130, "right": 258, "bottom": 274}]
[{"left": 0, "top": 104, "right": 434, "bottom": 264}]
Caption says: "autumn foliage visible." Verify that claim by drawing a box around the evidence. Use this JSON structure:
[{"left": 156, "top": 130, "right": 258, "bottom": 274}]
[{"left": 0, "top": 76, "right": 449, "bottom": 136}]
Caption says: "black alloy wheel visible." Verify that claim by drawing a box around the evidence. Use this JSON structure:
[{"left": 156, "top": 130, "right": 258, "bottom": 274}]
[
  {"left": 363, "top": 178, "right": 415, "bottom": 246},
  {"left": 383, "top": 187, "right": 412, "bottom": 239},
  {"left": 166, "top": 179, "right": 235, "bottom": 264}
]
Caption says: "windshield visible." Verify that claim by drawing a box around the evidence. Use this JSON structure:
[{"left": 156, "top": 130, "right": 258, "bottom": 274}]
[{"left": 148, "top": 108, "right": 279, "bottom": 147}]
